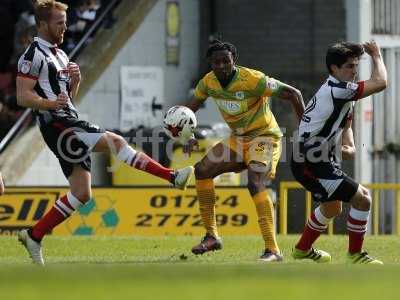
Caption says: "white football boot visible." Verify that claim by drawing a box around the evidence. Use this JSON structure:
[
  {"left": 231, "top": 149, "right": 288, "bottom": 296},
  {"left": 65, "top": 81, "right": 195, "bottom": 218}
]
[
  {"left": 18, "top": 229, "right": 44, "bottom": 266},
  {"left": 174, "top": 166, "right": 194, "bottom": 190}
]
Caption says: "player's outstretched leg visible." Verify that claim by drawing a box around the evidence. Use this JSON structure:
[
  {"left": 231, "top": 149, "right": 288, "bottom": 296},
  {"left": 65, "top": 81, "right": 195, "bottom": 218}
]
[
  {"left": 292, "top": 206, "right": 332, "bottom": 263},
  {"left": 108, "top": 135, "right": 193, "bottom": 190},
  {"left": 191, "top": 178, "right": 222, "bottom": 255},
  {"left": 121, "top": 148, "right": 194, "bottom": 190},
  {"left": 172, "top": 166, "right": 194, "bottom": 190}
]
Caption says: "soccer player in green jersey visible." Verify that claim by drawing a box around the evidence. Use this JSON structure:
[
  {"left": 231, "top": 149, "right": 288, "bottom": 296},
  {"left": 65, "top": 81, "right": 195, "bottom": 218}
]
[{"left": 184, "top": 40, "right": 305, "bottom": 261}]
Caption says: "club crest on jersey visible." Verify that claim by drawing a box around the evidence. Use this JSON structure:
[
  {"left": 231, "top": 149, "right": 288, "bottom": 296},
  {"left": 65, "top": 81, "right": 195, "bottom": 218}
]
[
  {"left": 235, "top": 91, "right": 245, "bottom": 99},
  {"left": 57, "top": 69, "right": 70, "bottom": 82},
  {"left": 346, "top": 82, "right": 358, "bottom": 90},
  {"left": 20, "top": 61, "right": 31, "bottom": 74},
  {"left": 266, "top": 78, "right": 277, "bottom": 90}
]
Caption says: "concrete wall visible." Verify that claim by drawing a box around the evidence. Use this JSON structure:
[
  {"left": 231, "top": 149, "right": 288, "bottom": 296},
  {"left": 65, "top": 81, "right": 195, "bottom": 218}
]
[{"left": 79, "top": 0, "right": 200, "bottom": 130}]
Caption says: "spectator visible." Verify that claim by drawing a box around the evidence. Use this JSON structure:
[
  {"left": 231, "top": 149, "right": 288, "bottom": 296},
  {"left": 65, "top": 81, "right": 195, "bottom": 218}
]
[
  {"left": 0, "top": 6, "right": 15, "bottom": 72},
  {"left": 63, "top": 0, "right": 100, "bottom": 52},
  {"left": 11, "top": 12, "right": 37, "bottom": 67}
]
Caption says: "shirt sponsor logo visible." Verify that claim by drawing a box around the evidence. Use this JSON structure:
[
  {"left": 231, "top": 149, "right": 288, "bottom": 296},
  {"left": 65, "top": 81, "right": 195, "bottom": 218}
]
[
  {"left": 217, "top": 100, "right": 242, "bottom": 114},
  {"left": 235, "top": 91, "right": 245, "bottom": 99}
]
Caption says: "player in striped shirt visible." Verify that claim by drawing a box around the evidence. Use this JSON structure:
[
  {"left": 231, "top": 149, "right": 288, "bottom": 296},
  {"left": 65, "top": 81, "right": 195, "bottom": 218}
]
[
  {"left": 16, "top": 0, "right": 193, "bottom": 265},
  {"left": 291, "top": 41, "right": 387, "bottom": 264},
  {"left": 184, "top": 40, "right": 305, "bottom": 262}
]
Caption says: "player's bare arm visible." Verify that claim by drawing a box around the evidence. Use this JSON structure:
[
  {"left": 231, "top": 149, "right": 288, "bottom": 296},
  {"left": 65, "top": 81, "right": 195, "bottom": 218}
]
[
  {"left": 360, "top": 41, "right": 387, "bottom": 98},
  {"left": 275, "top": 83, "right": 305, "bottom": 123},
  {"left": 341, "top": 118, "right": 356, "bottom": 160},
  {"left": 184, "top": 97, "right": 202, "bottom": 113},
  {"left": 67, "top": 61, "right": 81, "bottom": 98},
  {"left": 16, "top": 77, "right": 69, "bottom": 110},
  {"left": 181, "top": 97, "right": 203, "bottom": 154}
]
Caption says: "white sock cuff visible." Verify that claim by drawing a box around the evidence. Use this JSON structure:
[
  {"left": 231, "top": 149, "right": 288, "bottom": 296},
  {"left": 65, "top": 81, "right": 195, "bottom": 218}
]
[
  {"left": 117, "top": 144, "right": 137, "bottom": 164},
  {"left": 55, "top": 199, "right": 73, "bottom": 216},
  {"left": 314, "top": 206, "right": 331, "bottom": 225},
  {"left": 349, "top": 207, "right": 370, "bottom": 221},
  {"left": 67, "top": 192, "right": 84, "bottom": 210}
]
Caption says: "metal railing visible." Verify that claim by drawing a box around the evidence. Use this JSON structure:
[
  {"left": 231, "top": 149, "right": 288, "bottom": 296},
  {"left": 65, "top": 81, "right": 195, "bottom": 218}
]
[
  {"left": 0, "top": 0, "right": 120, "bottom": 154},
  {"left": 69, "top": 0, "right": 120, "bottom": 60},
  {"left": 0, "top": 108, "right": 32, "bottom": 152},
  {"left": 279, "top": 181, "right": 400, "bottom": 235}
]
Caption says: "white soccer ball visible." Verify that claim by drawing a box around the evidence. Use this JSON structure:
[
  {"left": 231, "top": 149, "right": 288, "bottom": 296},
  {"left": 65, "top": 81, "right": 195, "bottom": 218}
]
[{"left": 163, "top": 105, "right": 197, "bottom": 143}]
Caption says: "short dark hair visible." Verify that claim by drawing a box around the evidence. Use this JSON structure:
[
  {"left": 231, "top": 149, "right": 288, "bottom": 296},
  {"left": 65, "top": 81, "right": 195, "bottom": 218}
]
[
  {"left": 206, "top": 39, "right": 238, "bottom": 61},
  {"left": 326, "top": 42, "right": 364, "bottom": 74}
]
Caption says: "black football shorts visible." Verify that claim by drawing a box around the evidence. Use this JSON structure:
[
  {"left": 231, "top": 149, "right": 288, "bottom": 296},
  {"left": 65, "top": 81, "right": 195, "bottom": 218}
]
[{"left": 40, "top": 117, "right": 105, "bottom": 178}]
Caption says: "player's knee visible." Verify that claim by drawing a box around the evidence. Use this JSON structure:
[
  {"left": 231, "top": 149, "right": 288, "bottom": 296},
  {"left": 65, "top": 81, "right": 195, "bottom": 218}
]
[
  {"left": 352, "top": 187, "right": 371, "bottom": 210},
  {"left": 248, "top": 161, "right": 271, "bottom": 174},
  {"left": 321, "top": 201, "right": 342, "bottom": 218},
  {"left": 247, "top": 179, "right": 264, "bottom": 196},
  {"left": 103, "top": 131, "right": 127, "bottom": 151},
  {"left": 333, "top": 204, "right": 342, "bottom": 216},
  {"left": 74, "top": 190, "right": 92, "bottom": 203},
  {"left": 360, "top": 188, "right": 372, "bottom": 210},
  {"left": 111, "top": 133, "right": 127, "bottom": 150},
  {"left": 194, "top": 162, "right": 213, "bottom": 179}
]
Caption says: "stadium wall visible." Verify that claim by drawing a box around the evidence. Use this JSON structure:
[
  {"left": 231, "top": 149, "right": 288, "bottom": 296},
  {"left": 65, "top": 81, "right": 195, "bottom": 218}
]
[
  {"left": 79, "top": 0, "right": 200, "bottom": 130},
  {"left": 199, "top": 0, "right": 349, "bottom": 183}
]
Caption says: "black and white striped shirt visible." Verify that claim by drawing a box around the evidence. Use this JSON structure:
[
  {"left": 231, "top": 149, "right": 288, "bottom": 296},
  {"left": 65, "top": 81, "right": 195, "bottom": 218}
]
[
  {"left": 17, "top": 37, "right": 78, "bottom": 125},
  {"left": 298, "top": 75, "right": 364, "bottom": 153}
]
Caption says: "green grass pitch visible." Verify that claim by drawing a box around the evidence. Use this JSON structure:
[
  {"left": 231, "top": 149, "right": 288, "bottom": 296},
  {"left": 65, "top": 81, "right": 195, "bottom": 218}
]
[{"left": 0, "top": 235, "right": 399, "bottom": 300}]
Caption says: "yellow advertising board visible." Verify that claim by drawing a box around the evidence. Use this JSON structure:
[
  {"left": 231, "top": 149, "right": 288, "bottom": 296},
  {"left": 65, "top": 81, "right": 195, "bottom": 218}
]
[{"left": 0, "top": 187, "right": 263, "bottom": 236}]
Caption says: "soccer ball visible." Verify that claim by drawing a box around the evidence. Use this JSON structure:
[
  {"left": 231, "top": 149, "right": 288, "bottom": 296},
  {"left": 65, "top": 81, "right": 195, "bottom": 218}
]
[{"left": 163, "top": 105, "right": 197, "bottom": 143}]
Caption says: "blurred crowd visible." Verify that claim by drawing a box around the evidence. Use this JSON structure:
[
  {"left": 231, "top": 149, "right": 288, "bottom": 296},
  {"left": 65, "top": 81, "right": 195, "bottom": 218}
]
[{"left": 0, "top": 0, "right": 104, "bottom": 141}]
